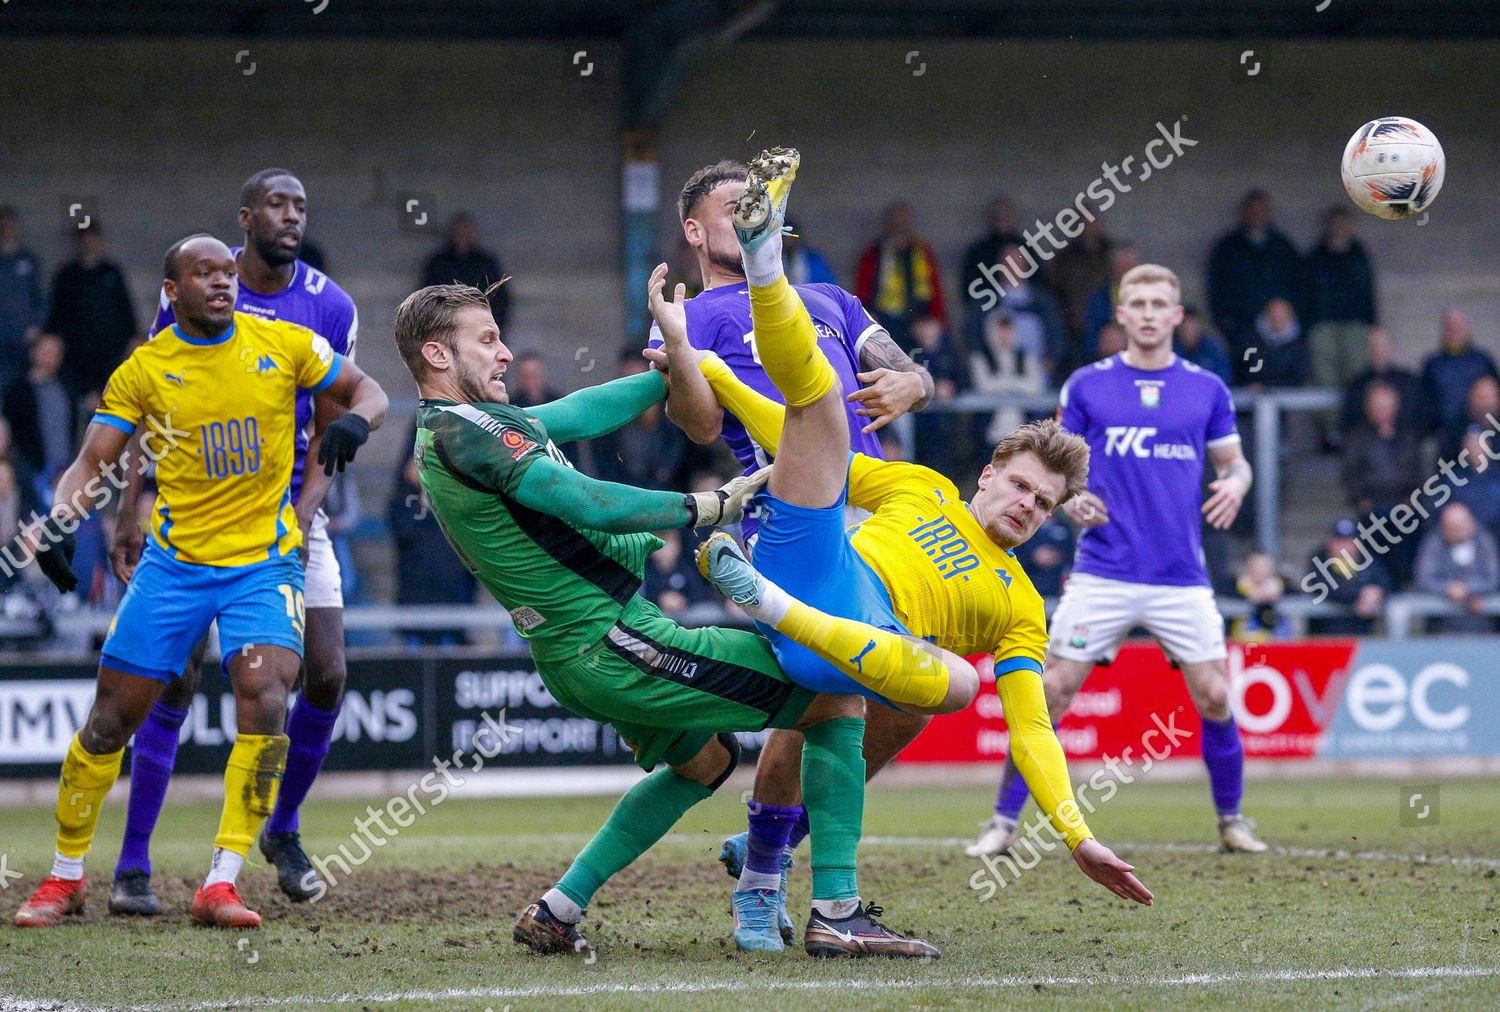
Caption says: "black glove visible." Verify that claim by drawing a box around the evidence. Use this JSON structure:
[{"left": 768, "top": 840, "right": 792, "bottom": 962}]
[
  {"left": 317, "top": 413, "right": 370, "bottom": 476},
  {"left": 34, "top": 517, "right": 79, "bottom": 594}
]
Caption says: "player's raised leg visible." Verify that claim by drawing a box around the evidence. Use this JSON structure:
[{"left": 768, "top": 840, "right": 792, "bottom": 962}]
[
  {"left": 698, "top": 533, "right": 977, "bottom": 715},
  {"left": 13, "top": 668, "right": 161, "bottom": 927},
  {"left": 731, "top": 147, "right": 848, "bottom": 511}
]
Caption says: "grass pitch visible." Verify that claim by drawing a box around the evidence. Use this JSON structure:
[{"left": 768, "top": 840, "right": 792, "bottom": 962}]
[{"left": 1, "top": 774, "right": 1496, "bottom": 1009}]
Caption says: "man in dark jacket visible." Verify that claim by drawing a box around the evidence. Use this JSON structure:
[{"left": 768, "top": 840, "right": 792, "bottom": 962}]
[
  {"left": 421, "top": 213, "right": 508, "bottom": 327},
  {"left": 1422, "top": 308, "right": 1498, "bottom": 444},
  {"left": 46, "top": 223, "right": 138, "bottom": 396},
  {"left": 1207, "top": 189, "right": 1303, "bottom": 384},
  {"left": 1305, "top": 206, "right": 1376, "bottom": 393},
  {"left": 0, "top": 207, "right": 47, "bottom": 397},
  {"left": 2, "top": 333, "right": 77, "bottom": 488},
  {"left": 1341, "top": 327, "right": 1429, "bottom": 438}
]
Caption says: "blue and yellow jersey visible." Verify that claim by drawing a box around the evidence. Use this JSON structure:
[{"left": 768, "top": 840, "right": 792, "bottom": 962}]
[
  {"left": 847, "top": 457, "right": 1048, "bottom": 674},
  {"left": 94, "top": 312, "right": 343, "bottom": 567}
]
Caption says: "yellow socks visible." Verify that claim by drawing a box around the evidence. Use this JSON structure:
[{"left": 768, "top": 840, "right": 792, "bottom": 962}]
[
  {"left": 213, "top": 733, "right": 290, "bottom": 856},
  {"left": 700, "top": 355, "right": 786, "bottom": 452},
  {"left": 747, "top": 274, "right": 836, "bottom": 408},
  {"left": 54, "top": 733, "right": 124, "bottom": 862},
  {"left": 776, "top": 599, "right": 951, "bottom": 711}
]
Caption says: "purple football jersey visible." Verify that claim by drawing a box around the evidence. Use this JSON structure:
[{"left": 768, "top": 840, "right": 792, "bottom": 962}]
[
  {"left": 153, "top": 252, "right": 358, "bottom": 503},
  {"left": 1060, "top": 354, "right": 1239, "bottom": 587},
  {"left": 648, "top": 282, "right": 886, "bottom": 471}
]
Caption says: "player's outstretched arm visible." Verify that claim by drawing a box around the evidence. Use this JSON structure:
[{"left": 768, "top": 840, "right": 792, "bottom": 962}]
[
  {"left": 510, "top": 457, "right": 768, "bottom": 534},
  {"left": 994, "top": 666, "right": 1152, "bottom": 906},
  {"left": 527, "top": 369, "right": 670, "bottom": 444},
  {"left": 644, "top": 262, "right": 723, "bottom": 445},
  {"left": 849, "top": 329, "right": 934, "bottom": 433}
]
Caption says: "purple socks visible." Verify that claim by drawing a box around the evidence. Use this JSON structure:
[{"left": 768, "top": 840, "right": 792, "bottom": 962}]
[
  {"left": 264, "top": 696, "right": 340, "bottom": 837},
  {"left": 116, "top": 701, "right": 188, "bottom": 878},
  {"left": 1200, "top": 715, "right": 1245, "bottom": 816},
  {"left": 994, "top": 754, "right": 1033, "bottom": 820},
  {"left": 746, "top": 801, "right": 802, "bottom": 875},
  {"left": 786, "top": 806, "right": 811, "bottom": 852}
]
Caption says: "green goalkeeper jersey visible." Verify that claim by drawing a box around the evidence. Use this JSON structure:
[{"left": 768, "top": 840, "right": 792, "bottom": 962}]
[{"left": 413, "top": 374, "right": 699, "bottom": 662}]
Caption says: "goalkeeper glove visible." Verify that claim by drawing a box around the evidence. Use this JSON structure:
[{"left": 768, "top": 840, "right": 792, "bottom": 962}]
[
  {"left": 684, "top": 465, "right": 772, "bottom": 528},
  {"left": 33, "top": 515, "right": 79, "bottom": 594},
  {"left": 317, "top": 413, "right": 371, "bottom": 475}
]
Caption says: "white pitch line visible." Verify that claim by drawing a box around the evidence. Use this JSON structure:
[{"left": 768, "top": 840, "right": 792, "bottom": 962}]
[{"left": 10, "top": 963, "right": 1499, "bottom": 1011}]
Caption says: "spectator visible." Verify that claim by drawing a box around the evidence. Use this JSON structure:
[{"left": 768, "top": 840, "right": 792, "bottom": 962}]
[
  {"left": 1095, "top": 322, "right": 1127, "bottom": 360},
  {"left": 666, "top": 234, "right": 704, "bottom": 299},
  {"left": 1051, "top": 218, "right": 1114, "bottom": 373},
  {"left": 1081, "top": 244, "right": 1140, "bottom": 359},
  {"left": 782, "top": 218, "right": 837, "bottom": 287},
  {"left": 0, "top": 457, "right": 48, "bottom": 629},
  {"left": 1011, "top": 517, "right": 1073, "bottom": 597},
  {"left": 854, "top": 201, "right": 947, "bottom": 350},
  {"left": 1415, "top": 502, "right": 1498, "bottom": 633},
  {"left": 0, "top": 417, "right": 41, "bottom": 520},
  {"left": 960, "top": 196, "right": 1027, "bottom": 335},
  {"left": 1341, "top": 380, "right": 1425, "bottom": 584},
  {"left": 1452, "top": 425, "right": 1500, "bottom": 538},
  {"left": 1451, "top": 375, "right": 1500, "bottom": 458},
  {"left": 1305, "top": 206, "right": 1376, "bottom": 392},
  {"left": 0, "top": 206, "right": 47, "bottom": 397},
  {"left": 421, "top": 213, "right": 508, "bottom": 327},
  {"left": 1207, "top": 189, "right": 1303, "bottom": 383},
  {"left": 1248, "top": 297, "right": 1309, "bottom": 388},
  {"left": 906, "top": 314, "right": 971, "bottom": 474},
  {"left": 508, "top": 351, "right": 559, "bottom": 409},
  {"left": 1174, "top": 306, "right": 1233, "bottom": 385},
  {"left": 388, "top": 448, "right": 476, "bottom": 646},
  {"left": 3, "top": 333, "right": 76, "bottom": 494},
  {"left": 1341, "top": 326, "right": 1429, "bottom": 439},
  {"left": 970, "top": 309, "right": 1045, "bottom": 443},
  {"left": 1422, "top": 308, "right": 1498, "bottom": 443},
  {"left": 642, "top": 528, "right": 713, "bottom": 618},
  {"left": 1233, "top": 552, "right": 1290, "bottom": 641},
  {"left": 45, "top": 223, "right": 137, "bottom": 396},
  {"left": 589, "top": 351, "right": 687, "bottom": 490},
  {"left": 988, "top": 243, "right": 1066, "bottom": 380},
  {"left": 1307, "top": 518, "right": 1392, "bottom": 636}
]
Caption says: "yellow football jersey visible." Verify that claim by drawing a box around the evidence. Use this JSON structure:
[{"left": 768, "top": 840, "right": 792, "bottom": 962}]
[
  {"left": 94, "top": 312, "right": 342, "bottom": 567},
  {"left": 847, "top": 456, "right": 1048, "bottom": 672}
]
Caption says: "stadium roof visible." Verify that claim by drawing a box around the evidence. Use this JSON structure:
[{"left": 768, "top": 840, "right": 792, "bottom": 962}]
[{"left": 3, "top": 0, "right": 1498, "bottom": 40}]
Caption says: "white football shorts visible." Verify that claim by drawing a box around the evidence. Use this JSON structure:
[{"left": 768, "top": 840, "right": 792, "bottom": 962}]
[
  {"left": 303, "top": 509, "right": 344, "bottom": 610},
  {"left": 1048, "top": 572, "right": 1227, "bottom": 665}
]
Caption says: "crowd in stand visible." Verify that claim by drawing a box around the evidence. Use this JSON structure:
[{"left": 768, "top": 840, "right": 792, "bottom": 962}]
[{"left": 2, "top": 190, "right": 1497, "bottom": 644}]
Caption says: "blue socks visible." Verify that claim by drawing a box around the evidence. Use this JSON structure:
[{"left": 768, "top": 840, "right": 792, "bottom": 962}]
[
  {"left": 265, "top": 696, "right": 340, "bottom": 837},
  {"left": 1200, "top": 716, "right": 1245, "bottom": 816},
  {"left": 116, "top": 701, "right": 188, "bottom": 878}
]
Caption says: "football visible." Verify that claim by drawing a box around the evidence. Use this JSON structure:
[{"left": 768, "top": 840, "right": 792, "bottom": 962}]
[{"left": 1340, "top": 116, "right": 1446, "bottom": 219}]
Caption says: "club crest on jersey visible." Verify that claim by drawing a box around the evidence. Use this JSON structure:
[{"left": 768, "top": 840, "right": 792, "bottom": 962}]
[
  {"left": 500, "top": 427, "right": 538, "bottom": 461},
  {"left": 1138, "top": 382, "right": 1162, "bottom": 408},
  {"left": 1069, "top": 624, "right": 1089, "bottom": 649}
]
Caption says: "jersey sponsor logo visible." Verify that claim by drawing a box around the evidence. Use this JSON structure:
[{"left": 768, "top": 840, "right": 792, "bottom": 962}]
[
  {"left": 510, "top": 606, "right": 546, "bottom": 632},
  {"left": 907, "top": 515, "right": 982, "bottom": 582},
  {"left": 1101, "top": 425, "right": 1198, "bottom": 461},
  {"left": 310, "top": 333, "right": 335, "bottom": 366},
  {"left": 500, "top": 428, "right": 539, "bottom": 461}
]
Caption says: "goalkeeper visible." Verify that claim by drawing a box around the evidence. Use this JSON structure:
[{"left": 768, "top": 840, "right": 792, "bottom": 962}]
[{"left": 393, "top": 282, "right": 897, "bottom": 959}]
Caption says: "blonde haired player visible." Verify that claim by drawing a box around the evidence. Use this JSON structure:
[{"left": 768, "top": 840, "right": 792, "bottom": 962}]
[
  {"left": 970, "top": 262, "right": 1268, "bottom": 857},
  {"left": 652, "top": 148, "right": 1152, "bottom": 956}
]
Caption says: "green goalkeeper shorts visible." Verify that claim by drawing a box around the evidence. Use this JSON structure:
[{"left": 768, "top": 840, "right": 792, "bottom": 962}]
[{"left": 540, "top": 596, "right": 816, "bottom": 771}]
